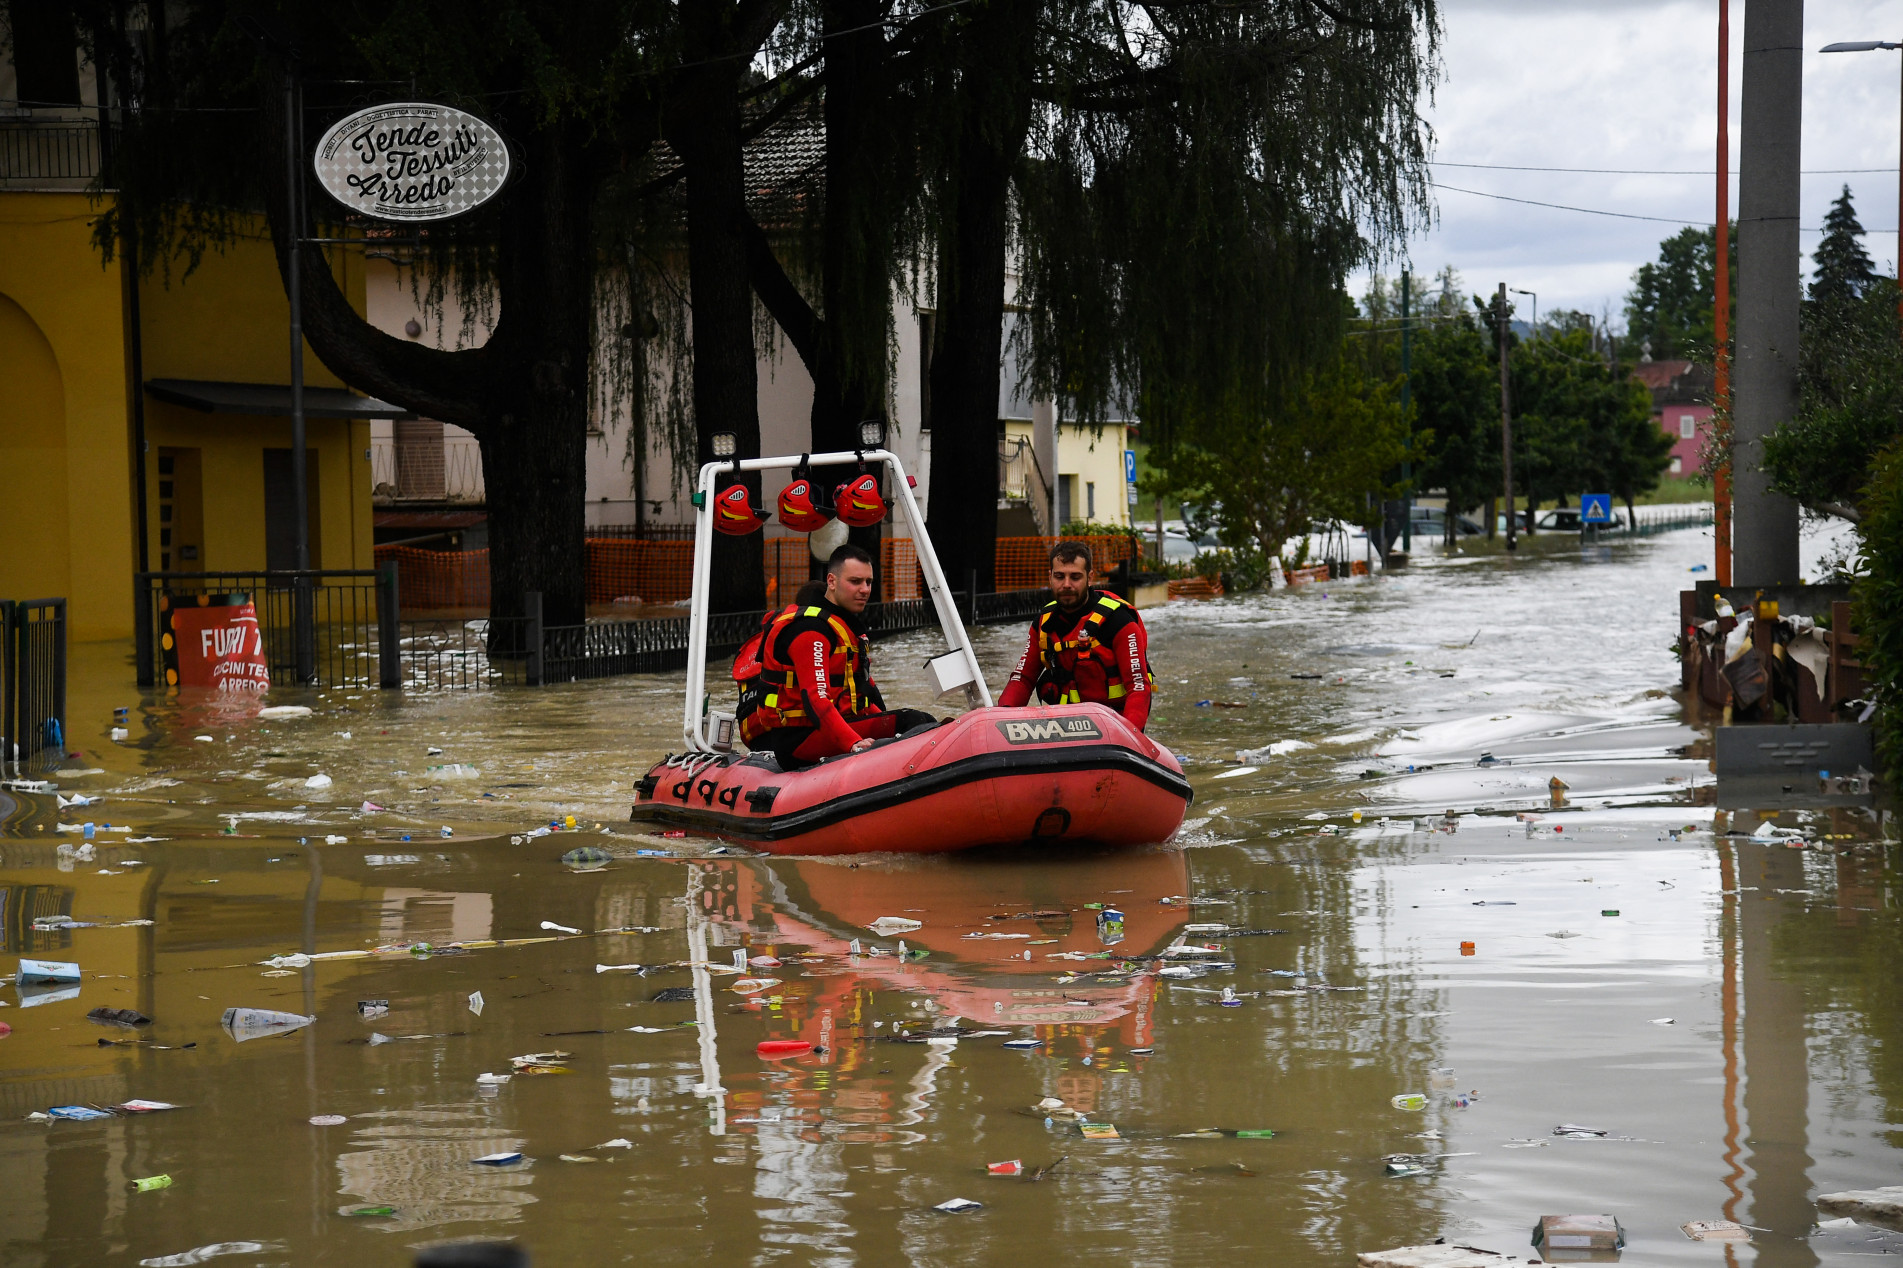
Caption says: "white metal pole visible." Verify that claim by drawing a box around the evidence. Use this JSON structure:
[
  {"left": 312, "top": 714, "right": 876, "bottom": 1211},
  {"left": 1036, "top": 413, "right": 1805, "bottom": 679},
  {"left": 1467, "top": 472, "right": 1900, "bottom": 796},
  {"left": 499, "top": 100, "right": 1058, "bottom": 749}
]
[
  {"left": 884, "top": 451, "right": 992, "bottom": 707},
  {"left": 680, "top": 449, "right": 991, "bottom": 753},
  {"left": 686, "top": 868, "right": 725, "bottom": 1136},
  {"left": 682, "top": 461, "right": 720, "bottom": 751}
]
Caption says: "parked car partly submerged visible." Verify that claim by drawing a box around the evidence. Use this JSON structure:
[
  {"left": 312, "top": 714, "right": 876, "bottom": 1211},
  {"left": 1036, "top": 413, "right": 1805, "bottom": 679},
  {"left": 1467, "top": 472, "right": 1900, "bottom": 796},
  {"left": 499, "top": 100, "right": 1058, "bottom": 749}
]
[{"left": 1534, "top": 507, "right": 1626, "bottom": 532}]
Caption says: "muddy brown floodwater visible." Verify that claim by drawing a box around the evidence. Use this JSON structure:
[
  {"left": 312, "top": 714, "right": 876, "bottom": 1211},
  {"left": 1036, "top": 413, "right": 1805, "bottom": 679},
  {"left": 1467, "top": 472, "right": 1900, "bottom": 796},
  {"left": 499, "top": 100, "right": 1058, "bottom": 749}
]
[{"left": 4, "top": 526, "right": 1899, "bottom": 1268}]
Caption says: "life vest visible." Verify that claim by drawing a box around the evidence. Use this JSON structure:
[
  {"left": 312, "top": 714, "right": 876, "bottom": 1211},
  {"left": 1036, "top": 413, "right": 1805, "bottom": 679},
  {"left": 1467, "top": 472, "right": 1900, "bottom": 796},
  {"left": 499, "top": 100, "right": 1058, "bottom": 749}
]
[
  {"left": 1031, "top": 591, "right": 1153, "bottom": 709},
  {"left": 737, "top": 603, "right": 877, "bottom": 743},
  {"left": 732, "top": 603, "right": 797, "bottom": 715}
]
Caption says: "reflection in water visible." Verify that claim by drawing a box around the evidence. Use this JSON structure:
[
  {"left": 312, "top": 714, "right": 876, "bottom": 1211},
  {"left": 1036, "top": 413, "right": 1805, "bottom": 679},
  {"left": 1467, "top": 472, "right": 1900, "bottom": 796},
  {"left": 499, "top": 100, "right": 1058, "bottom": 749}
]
[
  {"left": 376, "top": 889, "right": 495, "bottom": 945},
  {"left": 695, "top": 850, "right": 1187, "bottom": 1148},
  {"left": 334, "top": 1110, "right": 533, "bottom": 1233}
]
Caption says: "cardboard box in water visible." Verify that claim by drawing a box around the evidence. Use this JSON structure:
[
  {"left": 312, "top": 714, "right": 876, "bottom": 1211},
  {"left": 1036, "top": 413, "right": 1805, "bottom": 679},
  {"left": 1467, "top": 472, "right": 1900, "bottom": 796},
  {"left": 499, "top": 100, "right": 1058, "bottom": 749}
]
[{"left": 1533, "top": 1215, "right": 1625, "bottom": 1262}]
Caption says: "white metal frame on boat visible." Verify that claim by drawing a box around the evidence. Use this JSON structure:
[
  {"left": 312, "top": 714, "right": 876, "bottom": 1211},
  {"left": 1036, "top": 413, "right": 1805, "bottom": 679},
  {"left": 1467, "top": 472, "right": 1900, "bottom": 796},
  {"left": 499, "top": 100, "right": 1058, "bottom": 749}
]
[{"left": 681, "top": 448, "right": 993, "bottom": 752}]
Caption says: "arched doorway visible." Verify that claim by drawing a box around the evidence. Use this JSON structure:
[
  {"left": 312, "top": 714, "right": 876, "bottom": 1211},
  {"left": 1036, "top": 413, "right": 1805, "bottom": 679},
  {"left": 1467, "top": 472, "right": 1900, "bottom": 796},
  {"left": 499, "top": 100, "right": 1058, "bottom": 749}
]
[{"left": 0, "top": 293, "right": 71, "bottom": 599}]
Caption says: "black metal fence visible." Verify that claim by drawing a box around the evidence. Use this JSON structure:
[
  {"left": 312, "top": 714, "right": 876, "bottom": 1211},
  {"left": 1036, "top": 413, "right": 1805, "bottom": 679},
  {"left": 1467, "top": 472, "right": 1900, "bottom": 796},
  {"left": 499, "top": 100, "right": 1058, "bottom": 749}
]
[
  {"left": 2, "top": 599, "right": 67, "bottom": 777},
  {"left": 132, "top": 567, "right": 1050, "bottom": 693},
  {"left": 0, "top": 122, "right": 102, "bottom": 184},
  {"left": 135, "top": 570, "right": 386, "bottom": 689}
]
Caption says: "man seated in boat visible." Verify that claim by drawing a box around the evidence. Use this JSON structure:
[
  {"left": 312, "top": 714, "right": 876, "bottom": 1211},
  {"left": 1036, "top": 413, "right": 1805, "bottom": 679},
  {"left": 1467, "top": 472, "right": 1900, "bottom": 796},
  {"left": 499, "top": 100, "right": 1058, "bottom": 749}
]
[
  {"left": 736, "top": 544, "right": 934, "bottom": 766},
  {"left": 996, "top": 540, "right": 1154, "bottom": 730}
]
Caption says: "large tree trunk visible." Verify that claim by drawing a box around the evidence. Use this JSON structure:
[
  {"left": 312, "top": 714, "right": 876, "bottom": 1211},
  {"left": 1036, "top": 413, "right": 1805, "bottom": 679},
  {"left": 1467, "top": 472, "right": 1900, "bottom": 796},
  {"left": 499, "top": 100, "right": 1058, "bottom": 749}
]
[
  {"left": 739, "top": 1, "right": 901, "bottom": 590},
  {"left": 672, "top": 3, "right": 771, "bottom": 614},
  {"left": 924, "top": 1, "right": 1040, "bottom": 594},
  {"left": 813, "top": 0, "right": 892, "bottom": 454},
  {"left": 262, "top": 84, "right": 601, "bottom": 629},
  {"left": 482, "top": 119, "right": 597, "bottom": 628}
]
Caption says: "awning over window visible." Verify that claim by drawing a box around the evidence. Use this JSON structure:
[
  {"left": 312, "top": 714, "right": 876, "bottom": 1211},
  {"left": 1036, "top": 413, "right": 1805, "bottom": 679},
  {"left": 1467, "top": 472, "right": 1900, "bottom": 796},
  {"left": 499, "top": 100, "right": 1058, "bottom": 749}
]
[{"left": 146, "top": 378, "right": 417, "bottom": 420}]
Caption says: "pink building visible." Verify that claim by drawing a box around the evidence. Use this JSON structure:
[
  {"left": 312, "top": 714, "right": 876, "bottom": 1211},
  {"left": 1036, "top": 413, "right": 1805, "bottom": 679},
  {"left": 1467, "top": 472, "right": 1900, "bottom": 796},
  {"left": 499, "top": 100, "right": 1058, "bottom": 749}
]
[{"left": 1632, "top": 360, "right": 1713, "bottom": 477}]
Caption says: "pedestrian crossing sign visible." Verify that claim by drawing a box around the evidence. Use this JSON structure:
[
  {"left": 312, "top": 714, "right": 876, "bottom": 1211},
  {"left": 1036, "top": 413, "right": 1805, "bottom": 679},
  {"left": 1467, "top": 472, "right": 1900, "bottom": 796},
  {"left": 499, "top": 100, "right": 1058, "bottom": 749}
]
[{"left": 1581, "top": 494, "right": 1612, "bottom": 524}]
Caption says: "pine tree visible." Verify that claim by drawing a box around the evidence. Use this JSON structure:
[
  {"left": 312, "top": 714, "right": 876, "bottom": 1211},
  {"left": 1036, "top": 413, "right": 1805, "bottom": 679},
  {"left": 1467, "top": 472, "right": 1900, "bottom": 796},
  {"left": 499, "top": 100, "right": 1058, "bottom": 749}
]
[{"left": 1811, "top": 185, "right": 1878, "bottom": 307}]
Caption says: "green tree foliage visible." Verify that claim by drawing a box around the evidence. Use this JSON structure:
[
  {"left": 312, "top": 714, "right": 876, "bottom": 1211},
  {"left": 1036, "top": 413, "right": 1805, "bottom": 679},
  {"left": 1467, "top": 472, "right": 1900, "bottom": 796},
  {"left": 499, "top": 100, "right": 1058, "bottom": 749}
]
[
  {"left": 1350, "top": 282, "right": 1669, "bottom": 526},
  {"left": 1764, "top": 198, "right": 1900, "bottom": 522},
  {"left": 1510, "top": 326, "right": 1671, "bottom": 519},
  {"left": 1153, "top": 357, "right": 1406, "bottom": 569},
  {"left": 1401, "top": 304, "right": 1499, "bottom": 517},
  {"left": 1623, "top": 223, "right": 1735, "bottom": 362},
  {"left": 1853, "top": 441, "right": 1903, "bottom": 781},
  {"left": 1763, "top": 280, "right": 1903, "bottom": 521},
  {"left": 1811, "top": 185, "right": 1878, "bottom": 306}
]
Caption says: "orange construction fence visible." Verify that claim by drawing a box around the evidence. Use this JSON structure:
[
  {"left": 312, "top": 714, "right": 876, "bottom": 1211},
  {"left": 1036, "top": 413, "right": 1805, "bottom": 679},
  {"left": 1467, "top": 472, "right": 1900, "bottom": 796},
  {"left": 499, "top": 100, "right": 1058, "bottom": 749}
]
[
  {"left": 376, "top": 545, "right": 491, "bottom": 611},
  {"left": 993, "top": 535, "right": 1141, "bottom": 590},
  {"left": 882, "top": 537, "right": 921, "bottom": 602},
  {"left": 587, "top": 538, "right": 694, "bottom": 605}
]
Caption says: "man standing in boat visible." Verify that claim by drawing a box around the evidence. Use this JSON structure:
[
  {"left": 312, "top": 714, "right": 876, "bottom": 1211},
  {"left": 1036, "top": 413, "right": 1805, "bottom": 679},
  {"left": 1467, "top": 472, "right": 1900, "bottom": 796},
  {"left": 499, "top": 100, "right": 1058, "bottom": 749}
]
[
  {"left": 996, "top": 541, "right": 1154, "bottom": 730},
  {"left": 737, "top": 544, "right": 933, "bottom": 765}
]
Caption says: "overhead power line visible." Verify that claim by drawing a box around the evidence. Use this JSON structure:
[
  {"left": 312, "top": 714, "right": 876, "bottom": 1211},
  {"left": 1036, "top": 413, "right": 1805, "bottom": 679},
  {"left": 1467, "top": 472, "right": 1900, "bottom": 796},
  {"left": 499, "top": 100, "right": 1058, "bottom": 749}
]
[
  {"left": 1435, "top": 160, "right": 1892, "bottom": 176},
  {"left": 1428, "top": 181, "right": 1899, "bottom": 232}
]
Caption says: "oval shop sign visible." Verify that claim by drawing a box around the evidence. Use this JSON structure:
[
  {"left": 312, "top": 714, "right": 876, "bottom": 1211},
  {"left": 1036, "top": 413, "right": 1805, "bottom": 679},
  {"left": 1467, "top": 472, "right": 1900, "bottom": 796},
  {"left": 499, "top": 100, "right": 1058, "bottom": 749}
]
[{"left": 312, "top": 102, "right": 510, "bottom": 222}]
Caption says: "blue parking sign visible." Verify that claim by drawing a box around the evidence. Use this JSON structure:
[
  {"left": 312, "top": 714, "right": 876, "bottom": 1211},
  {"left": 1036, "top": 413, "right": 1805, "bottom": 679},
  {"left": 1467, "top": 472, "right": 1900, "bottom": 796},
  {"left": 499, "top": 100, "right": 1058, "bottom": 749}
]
[
  {"left": 1124, "top": 450, "right": 1137, "bottom": 484},
  {"left": 1581, "top": 494, "right": 1612, "bottom": 524}
]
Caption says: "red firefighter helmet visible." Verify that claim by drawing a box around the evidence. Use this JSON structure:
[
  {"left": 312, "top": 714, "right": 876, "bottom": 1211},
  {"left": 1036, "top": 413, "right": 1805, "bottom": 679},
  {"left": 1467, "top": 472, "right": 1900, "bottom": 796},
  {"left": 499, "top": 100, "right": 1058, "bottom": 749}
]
[
  {"left": 834, "top": 473, "right": 886, "bottom": 528},
  {"left": 777, "top": 478, "right": 835, "bottom": 532},
  {"left": 712, "top": 483, "right": 768, "bottom": 535}
]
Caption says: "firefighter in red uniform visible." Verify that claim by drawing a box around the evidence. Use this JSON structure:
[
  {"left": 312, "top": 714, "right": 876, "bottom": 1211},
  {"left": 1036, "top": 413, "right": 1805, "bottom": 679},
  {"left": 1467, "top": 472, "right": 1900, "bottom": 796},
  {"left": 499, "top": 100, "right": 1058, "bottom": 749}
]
[
  {"left": 737, "top": 544, "right": 934, "bottom": 766},
  {"left": 996, "top": 540, "right": 1154, "bottom": 730}
]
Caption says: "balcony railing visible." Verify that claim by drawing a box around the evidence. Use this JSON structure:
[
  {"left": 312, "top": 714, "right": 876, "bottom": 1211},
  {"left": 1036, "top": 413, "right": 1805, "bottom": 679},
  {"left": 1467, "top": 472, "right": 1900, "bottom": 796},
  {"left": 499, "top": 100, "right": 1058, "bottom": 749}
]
[
  {"left": 0, "top": 121, "right": 102, "bottom": 187},
  {"left": 371, "top": 432, "right": 485, "bottom": 504}
]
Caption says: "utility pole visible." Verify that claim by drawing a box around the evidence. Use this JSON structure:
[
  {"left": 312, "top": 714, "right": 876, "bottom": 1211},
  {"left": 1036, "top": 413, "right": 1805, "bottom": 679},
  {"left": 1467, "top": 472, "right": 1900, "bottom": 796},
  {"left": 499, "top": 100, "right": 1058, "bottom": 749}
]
[
  {"left": 285, "top": 62, "right": 314, "bottom": 681},
  {"left": 1732, "top": 0, "right": 1802, "bottom": 585},
  {"left": 1714, "top": 0, "right": 1733, "bottom": 585},
  {"left": 1497, "top": 283, "right": 1516, "bottom": 552},
  {"left": 1401, "top": 270, "right": 1412, "bottom": 552}
]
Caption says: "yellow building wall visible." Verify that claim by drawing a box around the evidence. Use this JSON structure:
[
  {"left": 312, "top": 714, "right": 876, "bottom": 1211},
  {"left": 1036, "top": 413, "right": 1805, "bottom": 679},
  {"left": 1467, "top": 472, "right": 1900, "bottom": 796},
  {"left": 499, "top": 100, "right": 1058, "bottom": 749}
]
[
  {"left": 1058, "top": 422, "right": 1134, "bottom": 528},
  {"left": 0, "top": 193, "right": 374, "bottom": 640},
  {"left": 140, "top": 230, "right": 374, "bottom": 578},
  {"left": 0, "top": 192, "right": 132, "bottom": 640}
]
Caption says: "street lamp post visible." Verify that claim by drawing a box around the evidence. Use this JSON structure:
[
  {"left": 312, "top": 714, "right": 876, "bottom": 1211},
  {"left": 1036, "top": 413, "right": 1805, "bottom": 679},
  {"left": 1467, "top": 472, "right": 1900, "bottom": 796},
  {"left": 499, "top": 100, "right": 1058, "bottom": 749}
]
[
  {"left": 1511, "top": 288, "right": 1538, "bottom": 339},
  {"left": 1821, "top": 39, "right": 1903, "bottom": 327}
]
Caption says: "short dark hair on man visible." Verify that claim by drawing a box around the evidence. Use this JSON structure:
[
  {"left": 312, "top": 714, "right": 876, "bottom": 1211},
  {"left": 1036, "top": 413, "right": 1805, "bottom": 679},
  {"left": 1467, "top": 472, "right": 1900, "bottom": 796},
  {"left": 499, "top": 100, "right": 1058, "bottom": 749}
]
[
  {"left": 826, "top": 543, "right": 873, "bottom": 577},
  {"left": 1050, "top": 540, "right": 1093, "bottom": 572}
]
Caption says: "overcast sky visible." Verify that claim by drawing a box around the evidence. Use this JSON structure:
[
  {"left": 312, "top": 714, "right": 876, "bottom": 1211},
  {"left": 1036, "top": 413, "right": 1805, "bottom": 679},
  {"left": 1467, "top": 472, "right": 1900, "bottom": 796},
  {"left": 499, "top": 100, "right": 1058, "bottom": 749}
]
[{"left": 1350, "top": 0, "right": 1903, "bottom": 328}]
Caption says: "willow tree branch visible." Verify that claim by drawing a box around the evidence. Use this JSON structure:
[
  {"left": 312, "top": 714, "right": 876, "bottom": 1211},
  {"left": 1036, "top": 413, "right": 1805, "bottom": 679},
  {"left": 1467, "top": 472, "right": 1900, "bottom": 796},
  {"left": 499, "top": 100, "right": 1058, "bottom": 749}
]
[{"left": 743, "top": 213, "right": 823, "bottom": 373}]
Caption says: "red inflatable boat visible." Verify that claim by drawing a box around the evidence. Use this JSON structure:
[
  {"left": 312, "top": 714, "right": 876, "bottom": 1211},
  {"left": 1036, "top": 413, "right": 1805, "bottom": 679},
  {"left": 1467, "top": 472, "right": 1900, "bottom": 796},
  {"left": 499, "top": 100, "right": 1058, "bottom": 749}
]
[
  {"left": 630, "top": 703, "right": 1189, "bottom": 855},
  {"left": 631, "top": 436, "right": 1189, "bottom": 855}
]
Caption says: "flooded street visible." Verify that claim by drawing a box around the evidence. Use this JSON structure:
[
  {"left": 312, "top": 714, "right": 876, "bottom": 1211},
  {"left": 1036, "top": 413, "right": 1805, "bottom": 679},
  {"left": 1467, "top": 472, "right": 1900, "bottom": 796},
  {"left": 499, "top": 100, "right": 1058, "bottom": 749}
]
[{"left": 4, "top": 527, "right": 1898, "bottom": 1268}]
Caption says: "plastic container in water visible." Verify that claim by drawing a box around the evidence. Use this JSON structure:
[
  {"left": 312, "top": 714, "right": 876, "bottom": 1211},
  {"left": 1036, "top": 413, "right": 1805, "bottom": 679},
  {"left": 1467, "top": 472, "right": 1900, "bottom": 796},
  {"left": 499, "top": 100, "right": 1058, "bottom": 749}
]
[
  {"left": 16, "top": 959, "right": 81, "bottom": 983},
  {"left": 220, "top": 1007, "right": 315, "bottom": 1043}
]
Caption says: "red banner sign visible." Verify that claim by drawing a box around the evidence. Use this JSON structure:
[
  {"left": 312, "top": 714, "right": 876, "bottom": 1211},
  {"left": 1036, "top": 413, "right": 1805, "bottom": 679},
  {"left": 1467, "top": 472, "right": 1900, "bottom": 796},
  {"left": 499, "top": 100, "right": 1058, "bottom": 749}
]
[{"left": 160, "top": 593, "right": 270, "bottom": 693}]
